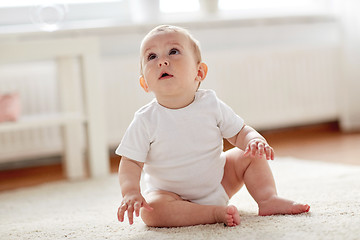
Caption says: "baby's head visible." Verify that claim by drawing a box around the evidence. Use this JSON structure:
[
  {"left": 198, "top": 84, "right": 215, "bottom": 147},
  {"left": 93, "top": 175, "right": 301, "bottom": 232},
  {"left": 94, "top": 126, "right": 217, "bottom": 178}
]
[
  {"left": 138, "top": 25, "right": 208, "bottom": 100},
  {"left": 140, "top": 25, "right": 202, "bottom": 75}
]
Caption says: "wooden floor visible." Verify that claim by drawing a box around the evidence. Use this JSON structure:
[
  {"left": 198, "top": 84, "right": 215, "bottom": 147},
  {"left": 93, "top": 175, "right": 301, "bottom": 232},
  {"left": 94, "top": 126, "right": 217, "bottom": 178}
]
[{"left": 1, "top": 122, "right": 359, "bottom": 192}]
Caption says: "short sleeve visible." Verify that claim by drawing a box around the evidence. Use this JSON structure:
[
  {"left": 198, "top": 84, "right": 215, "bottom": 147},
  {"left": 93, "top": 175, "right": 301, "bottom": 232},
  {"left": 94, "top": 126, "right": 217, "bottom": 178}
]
[
  {"left": 115, "top": 114, "right": 150, "bottom": 162},
  {"left": 217, "top": 98, "right": 244, "bottom": 139}
]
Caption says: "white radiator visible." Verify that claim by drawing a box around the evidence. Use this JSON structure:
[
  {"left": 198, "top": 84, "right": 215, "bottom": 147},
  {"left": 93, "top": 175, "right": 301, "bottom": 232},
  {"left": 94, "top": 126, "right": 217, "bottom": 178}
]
[
  {"left": 0, "top": 46, "right": 340, "bottom": 163},
  {"left": 204, "top": 46, "right": 340, "bottom": 129},
  {"left": 0, "top": 61, "right": 63, "bottom": 162}
]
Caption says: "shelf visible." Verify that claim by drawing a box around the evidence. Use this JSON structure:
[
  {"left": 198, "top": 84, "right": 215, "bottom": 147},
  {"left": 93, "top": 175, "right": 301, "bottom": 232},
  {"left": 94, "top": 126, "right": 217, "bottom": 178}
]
[{"left": 0, "top": 113, "right": 86, "bottom": 133}]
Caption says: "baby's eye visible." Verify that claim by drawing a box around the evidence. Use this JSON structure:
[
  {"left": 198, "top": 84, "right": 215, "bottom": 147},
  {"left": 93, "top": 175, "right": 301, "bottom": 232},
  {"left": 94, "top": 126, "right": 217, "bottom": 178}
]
[
  {"left": 169, "top": 48, "right": 180, "bottom": 55},
  {"left": 147, "top": 53, "right": 157, "bottom": 61}
]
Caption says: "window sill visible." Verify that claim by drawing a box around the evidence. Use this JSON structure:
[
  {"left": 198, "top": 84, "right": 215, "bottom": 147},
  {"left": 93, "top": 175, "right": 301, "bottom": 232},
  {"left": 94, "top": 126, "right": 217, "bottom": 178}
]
[{"left": 0, "top": 11, "right": 336, "bottom": 40}]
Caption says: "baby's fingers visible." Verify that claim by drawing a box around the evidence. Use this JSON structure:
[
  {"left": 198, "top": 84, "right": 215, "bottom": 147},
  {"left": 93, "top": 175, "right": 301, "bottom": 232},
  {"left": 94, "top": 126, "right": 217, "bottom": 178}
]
[
  {"left": 134, "top": 202, "right": 141, "bottom": 217},
  {"left": 250, "top": 141, "right": 258, "bottom": 157},
  {"left": 142, "top": 200, "right": 154, "bottom": 212},
  {"left": 270, "top": 147, "right": 275, "bottom": 160},
  {"left": 264, "top": 145, "right": 275, "bottom": 160},
  {"left": 127, "top": 204, "right": 134, "bottom": 225},
  {"left": 134, "top": 200, "right": 153, "bottom": 218},
  {"left": 244, "top": 141, "right": 258, "bottom": 157},
  {"left": 117, "top": 203, "right": 127, "bottom": 222},
  {"left": 258, "top": 142, "right": 265, "bottom": 156}
]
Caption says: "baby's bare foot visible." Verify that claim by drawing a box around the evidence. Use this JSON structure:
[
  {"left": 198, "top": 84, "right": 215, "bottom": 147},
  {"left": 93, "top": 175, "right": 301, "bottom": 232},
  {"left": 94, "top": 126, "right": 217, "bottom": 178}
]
[
  {"left": 215, "top": 205, "right": 240, "bottom": 227},
  {"left": 258, "top": 196, "right": 310, "bottom": 216}
]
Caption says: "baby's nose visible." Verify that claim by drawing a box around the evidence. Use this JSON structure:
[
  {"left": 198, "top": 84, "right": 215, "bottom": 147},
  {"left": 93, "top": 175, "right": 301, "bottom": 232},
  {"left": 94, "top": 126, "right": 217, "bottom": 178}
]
[{"left": 158, "top": 59, "right": 169, "bottom": 67}]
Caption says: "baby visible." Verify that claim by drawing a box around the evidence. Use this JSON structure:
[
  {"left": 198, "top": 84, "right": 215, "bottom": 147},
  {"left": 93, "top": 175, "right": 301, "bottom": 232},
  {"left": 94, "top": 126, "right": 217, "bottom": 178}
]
[{"left": 116, "top": 25, "right": 310, "bottom": 227}]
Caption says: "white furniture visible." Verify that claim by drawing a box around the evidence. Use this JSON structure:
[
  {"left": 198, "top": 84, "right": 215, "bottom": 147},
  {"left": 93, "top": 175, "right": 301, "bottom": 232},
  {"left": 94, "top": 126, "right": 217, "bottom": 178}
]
[{"left": 0, "top": 38, "right": 109, "bottom": 179}]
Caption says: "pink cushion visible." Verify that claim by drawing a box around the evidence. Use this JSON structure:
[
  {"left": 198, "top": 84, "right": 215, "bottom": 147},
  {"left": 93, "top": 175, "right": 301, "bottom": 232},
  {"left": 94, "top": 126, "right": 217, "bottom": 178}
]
[{"left": 0, "top": 92, "right": 21, "bottom": 122}]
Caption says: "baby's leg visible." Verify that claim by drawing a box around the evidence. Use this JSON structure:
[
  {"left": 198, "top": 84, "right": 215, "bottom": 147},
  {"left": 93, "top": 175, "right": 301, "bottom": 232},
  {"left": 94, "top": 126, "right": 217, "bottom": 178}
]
[
  {"left": 140, "top": 190, "right": 240, "bottom": 227},
  {"left": 222, "top": 148, "right": 310, "bottom": 216}
]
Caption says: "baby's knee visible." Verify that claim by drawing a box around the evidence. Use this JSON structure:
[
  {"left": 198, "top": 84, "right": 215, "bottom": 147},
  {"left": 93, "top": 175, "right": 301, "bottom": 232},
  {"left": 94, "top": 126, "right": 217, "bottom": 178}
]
[
  {"left": 141, "top": 192, "right": 180, "bottom": 227},
  {"left": 140, "top": 208, "right": 156, "bottom": 227},
  {"left": 246, "top": 154, "right": 268, "bottom": 166},
  {"left": 236, "top": 153, "right": 268, "bottom": 172},
  {"left": 140, "top": 203, "right": 163, "bottom": 227},
  {"left": 140, "top": 197, "right": 167, "bottom": 227}
]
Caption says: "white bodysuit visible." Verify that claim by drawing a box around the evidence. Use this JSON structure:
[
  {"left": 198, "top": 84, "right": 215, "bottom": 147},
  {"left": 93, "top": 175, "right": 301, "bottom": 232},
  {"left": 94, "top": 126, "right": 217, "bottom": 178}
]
[{"left": 116, "top": 89, "right": 244, "bottom": 206}]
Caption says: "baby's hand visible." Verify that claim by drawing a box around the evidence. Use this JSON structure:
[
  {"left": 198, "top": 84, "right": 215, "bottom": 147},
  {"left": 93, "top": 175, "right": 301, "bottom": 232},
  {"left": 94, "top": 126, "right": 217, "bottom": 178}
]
[
  {"left": 117, "top": 191, "right": 153, "bottom": 225},
  {"left": 244, "top": 139, "right": 275, "bottom": 160}
]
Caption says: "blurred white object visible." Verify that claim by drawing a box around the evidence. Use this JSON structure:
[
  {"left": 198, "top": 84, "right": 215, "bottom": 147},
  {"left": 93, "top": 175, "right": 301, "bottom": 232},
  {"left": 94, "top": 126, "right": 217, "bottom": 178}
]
[
  {"left": 0, "top": 38, "right": 109, "bottom": 179},
  {"left": 29, "top": 3, "right": 68, "bottom": 32},
  {"left": 130, "top": 0, "right": 160, "bottom": 23},
  {"left": 199, "top": 0, "right": 219, "bottom": 14}
]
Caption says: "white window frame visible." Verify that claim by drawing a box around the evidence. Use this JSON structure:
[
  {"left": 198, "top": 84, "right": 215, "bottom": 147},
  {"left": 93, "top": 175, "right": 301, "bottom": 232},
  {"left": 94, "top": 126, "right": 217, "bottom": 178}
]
[
  {"left": 0, "top": 0, "right": 335, "bottom": 31},
  {"left": 0, "top": 0, "right": 128, "bottom": 28}
]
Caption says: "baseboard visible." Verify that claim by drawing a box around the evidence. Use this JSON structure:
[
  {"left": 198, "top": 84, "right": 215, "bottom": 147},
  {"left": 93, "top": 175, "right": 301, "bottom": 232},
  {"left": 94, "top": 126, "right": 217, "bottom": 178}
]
[{"left": 0, "top": 155, "right": 61, "bottom": 171}]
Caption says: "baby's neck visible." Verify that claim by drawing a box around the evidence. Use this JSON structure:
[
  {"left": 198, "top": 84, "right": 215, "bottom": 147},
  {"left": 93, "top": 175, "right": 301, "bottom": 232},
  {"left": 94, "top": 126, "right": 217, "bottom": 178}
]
[{"left": 156, "top": 93, "right": 196, "bottom": 109}]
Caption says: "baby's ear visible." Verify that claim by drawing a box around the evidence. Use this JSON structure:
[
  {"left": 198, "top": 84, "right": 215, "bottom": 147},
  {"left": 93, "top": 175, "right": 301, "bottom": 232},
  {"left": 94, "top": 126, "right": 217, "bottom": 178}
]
[
  {"left": 197, "top": 62, "right": 208, "bottom": 82},
  {"left": 139, "top": 76, "right": 150, "bottom": 92}
]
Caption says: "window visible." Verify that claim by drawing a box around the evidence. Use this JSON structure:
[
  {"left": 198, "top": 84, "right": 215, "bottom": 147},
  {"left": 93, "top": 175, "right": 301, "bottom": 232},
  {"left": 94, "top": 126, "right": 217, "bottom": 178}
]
[
  {"left": 0, "top": 0, "right": 112, "bottom": 7},
  {"left": 160, "top": 0, "right": 199, "bottom": 13},
  {"left": 0, "top": 0, "right": 128, "bottom": 32},
  {"left": 0, "top": 0, "right": 334, "bottom": 33},
  {"left": 219, "top": 0, "right": 332, "bottom": 13}
]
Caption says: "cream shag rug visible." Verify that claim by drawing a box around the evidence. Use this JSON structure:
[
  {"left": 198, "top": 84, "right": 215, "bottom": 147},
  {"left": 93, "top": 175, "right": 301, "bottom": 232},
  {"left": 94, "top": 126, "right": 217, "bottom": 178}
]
[{"left": 1, "top": 158, "right": 360, "bottom": 240}]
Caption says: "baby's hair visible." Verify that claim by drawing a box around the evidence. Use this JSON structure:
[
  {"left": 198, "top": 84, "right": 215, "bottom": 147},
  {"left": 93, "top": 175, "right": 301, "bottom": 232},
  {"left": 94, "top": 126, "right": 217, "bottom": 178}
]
[{"left": 140, "top": 25, "right": 202, "bottom": 75}]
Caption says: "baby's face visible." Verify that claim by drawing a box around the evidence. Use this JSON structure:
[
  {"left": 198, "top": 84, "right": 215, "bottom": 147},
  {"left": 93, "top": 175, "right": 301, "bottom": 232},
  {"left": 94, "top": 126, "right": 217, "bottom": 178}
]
[{"left": 140, "top": 31, "right": 200, "bottom": 98}]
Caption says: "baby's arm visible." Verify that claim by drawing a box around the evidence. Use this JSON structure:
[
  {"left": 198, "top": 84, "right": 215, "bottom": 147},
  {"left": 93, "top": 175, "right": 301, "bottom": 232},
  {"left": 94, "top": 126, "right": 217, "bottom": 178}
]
[
  {"left": 227, "top": 125, "right": 274, "bottom": 160},
  {"left": 118, "top": 157, "right": 153, "bottom": 225}
]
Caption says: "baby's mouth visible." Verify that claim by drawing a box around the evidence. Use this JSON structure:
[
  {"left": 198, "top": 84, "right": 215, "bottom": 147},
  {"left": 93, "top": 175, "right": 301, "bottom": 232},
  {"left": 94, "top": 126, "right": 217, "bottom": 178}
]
[{"left": 159, "top": 72, "right": 173, "bottom": 80}]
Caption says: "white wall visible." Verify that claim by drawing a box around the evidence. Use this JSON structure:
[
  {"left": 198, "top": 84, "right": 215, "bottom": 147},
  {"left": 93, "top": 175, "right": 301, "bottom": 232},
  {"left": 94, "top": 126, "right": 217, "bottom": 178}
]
[
  {"left": 0, "top": 14, "right": 352, "bottom": 163},
  {"left": 333, "top": 0, "right": 360, "bottom": 131},
  {"left": 98, "top": 18, "right": 342, "bottom": 146}
]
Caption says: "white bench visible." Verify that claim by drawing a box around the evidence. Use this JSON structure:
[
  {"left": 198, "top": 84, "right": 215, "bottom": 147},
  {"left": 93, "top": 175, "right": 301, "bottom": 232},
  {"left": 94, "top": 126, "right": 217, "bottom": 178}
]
[{"left": 0, "top": 38, "right": 109, "bottom": 179}]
